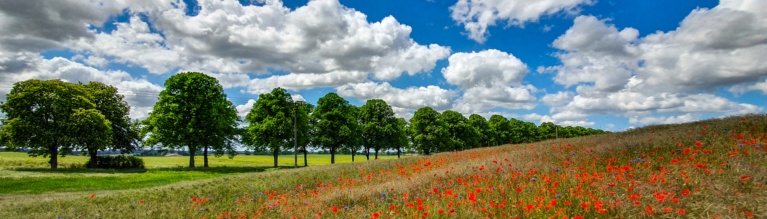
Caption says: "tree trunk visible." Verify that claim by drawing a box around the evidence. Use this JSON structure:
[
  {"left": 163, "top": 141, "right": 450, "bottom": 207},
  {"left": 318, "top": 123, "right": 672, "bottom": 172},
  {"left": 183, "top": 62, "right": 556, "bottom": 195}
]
[
  {"left": 273, "top": 147, "right": 279, "bottom": 167},
  {"left": 49, "top": 145, "right": 58, "bottom": 170},
  {"left": 203, "top": 146, "right": 209, "bottom": 168},
  {"left": 397, "top": 148, "right": 401, "bottom": 159},
  {"left": 365, "top": 147, "right": 370, "bottom": 160},
  {"left": 330, "top": 147, "right": 335, "bottom": 164},
  {"left": 303, "top": 148, "right": 308, "bottom": 167},
  {"left": 352, "top": 149, "right": 355, "bottom": 162},
  {"left": 374, "top": 149, "right": 379, "bottom": 159},
  {"left": 189, "top": 146, "right": 195, "bottom": 168},
  {"left": 89, "top": 148, "right": 98, "bottom": 169}
]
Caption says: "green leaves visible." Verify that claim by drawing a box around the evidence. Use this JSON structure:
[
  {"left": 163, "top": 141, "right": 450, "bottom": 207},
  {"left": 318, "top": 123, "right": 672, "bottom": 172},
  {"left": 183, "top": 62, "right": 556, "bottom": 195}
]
[
  {"left": 0, "top": 79, "right": 98, "bottom": 169},
  {"left": 312, "top": 93, "right": 356, "bottom": 164},
  {"left": 359, "top": 99, "right": 397, "bottom": 159},
  {"left": 409, "top": 107, "right": 447, "bottom": 155},
  {"left": 243, "top": 88, "right": 294, "bottom": 167},
  {"left": 143, "top": 72, "right": 240, "bottom": 168}
]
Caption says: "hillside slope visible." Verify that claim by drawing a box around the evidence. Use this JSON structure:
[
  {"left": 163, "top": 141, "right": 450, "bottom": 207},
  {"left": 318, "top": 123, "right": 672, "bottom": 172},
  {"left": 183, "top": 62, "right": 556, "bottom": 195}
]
[{"left": 3, "top": 115, "right": 766, "bottom": 218}]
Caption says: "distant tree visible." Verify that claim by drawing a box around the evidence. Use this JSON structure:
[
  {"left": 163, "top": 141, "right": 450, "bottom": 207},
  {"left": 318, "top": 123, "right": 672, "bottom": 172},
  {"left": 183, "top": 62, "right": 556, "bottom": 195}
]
[
  {"left": 295, "top": 102, "right": 314, "bottom": 166},
  {"left": 244, "top": 88, "right": 294, "bottom": 168},
  {"left": 409, "top": 107, "right": 447, "bottom": 155},
  {"left": 0, "top": 79, "right": 95, "bottom": 169},
  {"left": 392, "top": 118, "right": 409, "bottom": 158},
  {"left": 537, "top": 122, "right": 559, "bottom": 140},
  {"left": 345, "top": 105, "right": 362, "bottom": 162},
  {"left": 488, "top": 115, "right": 510, "bottom": 145},
  {"left": 468, "top": 114, "right": 490, "bottom": 148},
  {"left": 312, "top": 93, "right": 356, "bottom": 164},
  {"left": 143, "top": 72, "right": 239, "bottom": 168},
  {"left": 520, "top": 121, "right": 538, "bottom": 143},
  {"left": 359, "top": 99, "right": 397, "bottom": 160},
  {"left": 440, "top": 110, "right": 477, "bottom": 151}
]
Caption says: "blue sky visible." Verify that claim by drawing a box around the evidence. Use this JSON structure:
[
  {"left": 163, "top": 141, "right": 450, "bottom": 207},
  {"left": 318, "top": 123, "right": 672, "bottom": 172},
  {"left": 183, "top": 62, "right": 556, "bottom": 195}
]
[{"left": 1, "top": 0, "right": 765, "bottom": 131}]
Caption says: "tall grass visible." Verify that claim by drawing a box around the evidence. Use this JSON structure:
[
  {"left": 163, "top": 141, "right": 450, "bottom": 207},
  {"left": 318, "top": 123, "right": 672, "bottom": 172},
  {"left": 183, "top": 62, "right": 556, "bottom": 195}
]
[{"left": 1, "top": 114, "right": 765, "bottom": 218}]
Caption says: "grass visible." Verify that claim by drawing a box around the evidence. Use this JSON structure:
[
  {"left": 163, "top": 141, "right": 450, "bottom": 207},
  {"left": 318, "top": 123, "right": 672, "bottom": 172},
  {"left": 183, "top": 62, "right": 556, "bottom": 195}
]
[
  {"left": 0, "top": 152, "right": 396, "bottom": 195},
  {"left": 1, "top": 114, "right": 766, "bottom": 218}
]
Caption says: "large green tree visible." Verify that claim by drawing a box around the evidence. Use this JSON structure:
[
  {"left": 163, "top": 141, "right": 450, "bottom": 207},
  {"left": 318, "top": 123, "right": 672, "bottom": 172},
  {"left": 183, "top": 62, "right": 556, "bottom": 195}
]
[
  {"left": 143, "top": 72, "right": 239, "bottom": 168},
  {"left": 0, "top": 79, "right": 97, "bottom": 169},
  {"left": 440, "top": 110, "right": 477, "bottom": 151},
  {"left": 312, "top": 93, "right": 356, "bottom": 164},
  {"left": 488, "top": 115, "right": 510, "bottom": 146},
  {"left": 82, "top": 82, "right": 141, "bottom": 163},
  {"left": 244, "top": 88, "right": 294, "bottom": 167},
  {"left": 468, "top": 114, "right": 490, "bottom": 148},
  {"left": 409, "top": 107, "right": 446, "bottom": 155},
  {"left": 359, "top": 99, "right": 397, "bottom": 160}
]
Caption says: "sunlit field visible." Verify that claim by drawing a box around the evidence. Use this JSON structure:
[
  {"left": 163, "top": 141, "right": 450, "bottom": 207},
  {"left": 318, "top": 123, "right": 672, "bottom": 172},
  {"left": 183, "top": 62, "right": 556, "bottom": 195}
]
[
  {"left": 0, "top": 153, "right": 397, "bottom": 195},
  {"left": 2, "top": 115, "right": 766, "bottom": 218}
]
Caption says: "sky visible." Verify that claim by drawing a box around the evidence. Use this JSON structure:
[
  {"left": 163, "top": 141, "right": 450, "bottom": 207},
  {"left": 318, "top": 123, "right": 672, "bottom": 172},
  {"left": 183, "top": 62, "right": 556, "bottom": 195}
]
[{"left": 0, "top": 0, "right": 765, "bottom": 131}]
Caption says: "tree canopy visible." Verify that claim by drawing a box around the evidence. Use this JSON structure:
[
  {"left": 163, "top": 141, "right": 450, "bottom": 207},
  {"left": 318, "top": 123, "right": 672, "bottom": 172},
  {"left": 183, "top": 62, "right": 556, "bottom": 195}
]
[
  {"left": 312, "top": 93, "right": 356, "bottom": 164},
  {"left": 244, "top": 87, "right": 294, "bottom": 167},
  {"left": 359, "top": 99, "right": 397, "bottom": 160},
  {"left": 0, "top": 79, "right": 98, "bottom": 169},
  {"left": 143, "top": 72, "right": 239, "bottom": 168},
  {"left": 409, "top": 106, "right": 446, "bottom": 155}
]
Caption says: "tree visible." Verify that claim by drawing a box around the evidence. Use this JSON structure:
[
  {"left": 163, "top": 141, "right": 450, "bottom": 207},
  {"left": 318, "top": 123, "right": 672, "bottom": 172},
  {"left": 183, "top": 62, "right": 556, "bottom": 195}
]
[
  {"left": 312, "top": 93, "right": 356, "bottom": 164},
  {"left": 82, "top": 82, "right": 141, "bottom": 161},
  {"left": 345, "top": 105, "right": 363, "bottom": 162},
  {"left": 440, "top": 110, "right": 477, "bottom": 151},
  {"left": 537, "top": 122, "right": 558, "bottom": 140},
  {"left": 488, "top": 115, "right": 510, "bottom": 146},
  {"left": 244, "top": 88, "right": 293, "bottom": 168},
  {"left": 409, "top": 107, "right": 446, "bottom": 155},
  {"left": 359, "top": 99, "right": 397, "bottom": 160},
  {"left": 392, "top": 118, "right": 409, "bottom": 158},
  {"left": 295, "top": 102, "right": 314, "bottom": 166},
  {"left": 468, "top": 114, "right": 490, "bottom": 148},
  {"left": 143, "top": 72, "right": 239, "bottom": 168},
  {"left": 0, "top": 79, "right": 95, "bottom": 169},
  {"left": 71, "top": 108, "right": 112, "bottom": 168}
]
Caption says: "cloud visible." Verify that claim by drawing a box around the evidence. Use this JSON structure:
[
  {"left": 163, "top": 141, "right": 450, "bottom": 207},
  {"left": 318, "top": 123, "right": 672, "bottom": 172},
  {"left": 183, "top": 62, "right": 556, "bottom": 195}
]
[
  {"left": 336, "top": 82, "right": 455, "bottom": 111},
  {"left": 145, "top": 0, "right": 450, "bottom": 78},
  {"left": 450, "top": 0, "right": 594, "bottom": 43},
  {"left": 541, "top": 0, "right": 767, "bottom": 126},
  {"left": 549, "top": 1, "right": 767, "bottom": 95},
  {"left": 235, "top": 99, "right": 256, "bottom": 117},
  {"left": 0, "top": 54, "right": 163, "bottom": 120},
  {"left": 245, "top": 71, "right": 369, "bottom": 94},
  {"left": 442, "top": 49, "right": 528, "bottom": 88},
  {"left": 441, "top": 50, "right": 537, "bottom": 113}
]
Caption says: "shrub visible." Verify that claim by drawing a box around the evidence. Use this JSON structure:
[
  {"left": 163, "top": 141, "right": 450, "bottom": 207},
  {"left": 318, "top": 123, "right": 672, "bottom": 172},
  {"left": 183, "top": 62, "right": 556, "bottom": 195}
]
[{"left": 85, "top": 155, "right": 145, "bottom": 169}]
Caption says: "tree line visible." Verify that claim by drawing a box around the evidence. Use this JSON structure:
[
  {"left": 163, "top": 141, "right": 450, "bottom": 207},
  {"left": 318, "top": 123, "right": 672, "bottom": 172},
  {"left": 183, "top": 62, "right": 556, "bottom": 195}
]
[{"left": 0, "top": 72, "right": 606, "bottom": 169}]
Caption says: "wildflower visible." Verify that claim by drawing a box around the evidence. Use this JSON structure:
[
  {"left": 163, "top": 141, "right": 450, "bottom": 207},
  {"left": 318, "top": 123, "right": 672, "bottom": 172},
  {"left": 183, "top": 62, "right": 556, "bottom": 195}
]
[
  {"left": 695, "top": 141, "right": 703, "bottom": 147},
  {"left": 371, "top": 211, "right": 381, "bottom": 219},
  {"left": 332, "top": 206, "right": 338, "bottom": 213},
  {"left": 741, "top": 175, "right": 752, "bottom": 181},
  {"left": 90, "top": 194, "right": 95, "bottom": 199},
  {"left": 645, "top": 205, "right": 654, "bottom": 216}
]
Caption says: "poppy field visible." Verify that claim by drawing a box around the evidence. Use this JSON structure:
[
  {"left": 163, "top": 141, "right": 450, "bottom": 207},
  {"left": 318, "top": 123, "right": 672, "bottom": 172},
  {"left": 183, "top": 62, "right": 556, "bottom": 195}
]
[{"left": 2, "top": 115, "right": 766, "bottom": 218}]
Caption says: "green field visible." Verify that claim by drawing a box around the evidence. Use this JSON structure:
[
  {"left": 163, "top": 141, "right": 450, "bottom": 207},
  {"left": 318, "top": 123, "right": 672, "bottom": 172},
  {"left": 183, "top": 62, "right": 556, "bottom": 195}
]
[{"left": 0, "top": 152, "right": 396, "bottom": 195}]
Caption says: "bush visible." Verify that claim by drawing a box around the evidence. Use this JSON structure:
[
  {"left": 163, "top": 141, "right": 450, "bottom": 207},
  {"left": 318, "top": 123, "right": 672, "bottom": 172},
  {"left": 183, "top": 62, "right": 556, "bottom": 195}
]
[{"left": 85, "top": 155, "right": 145, "bottom": 169}]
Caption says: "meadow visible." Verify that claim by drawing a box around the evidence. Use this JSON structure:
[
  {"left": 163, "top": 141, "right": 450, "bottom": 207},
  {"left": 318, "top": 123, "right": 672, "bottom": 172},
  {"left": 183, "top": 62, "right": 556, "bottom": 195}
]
[{"left": 1, "top": 114, "right": 766, "bottom": 218}]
